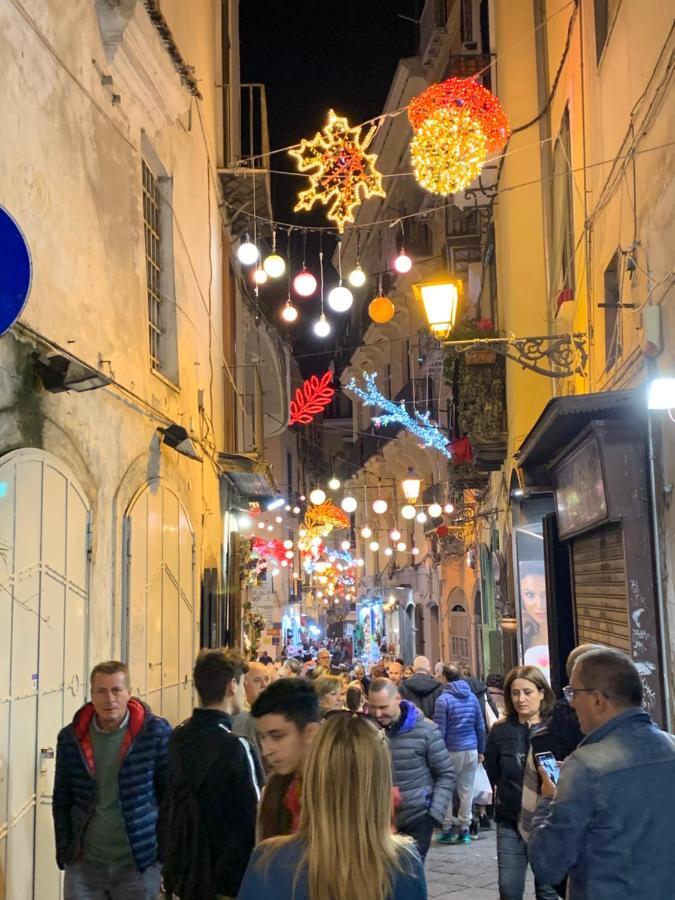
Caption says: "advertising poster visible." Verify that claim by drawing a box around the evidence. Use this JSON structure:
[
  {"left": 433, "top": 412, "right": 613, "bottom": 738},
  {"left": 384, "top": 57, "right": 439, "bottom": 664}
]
[{"left": 515, "top": 527, "right": 550, "bottom": 683}]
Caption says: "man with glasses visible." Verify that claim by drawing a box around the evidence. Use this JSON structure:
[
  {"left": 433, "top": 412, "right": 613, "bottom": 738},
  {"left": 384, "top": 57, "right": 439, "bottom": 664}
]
[{"left": 528, "top": 648, "right": 675, "bottom": 899}]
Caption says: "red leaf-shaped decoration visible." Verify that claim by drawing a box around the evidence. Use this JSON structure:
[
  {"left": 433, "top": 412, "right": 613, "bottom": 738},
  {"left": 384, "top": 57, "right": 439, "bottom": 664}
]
[{"left": 289, "top": 371, "right": 335, "bottom": 426}]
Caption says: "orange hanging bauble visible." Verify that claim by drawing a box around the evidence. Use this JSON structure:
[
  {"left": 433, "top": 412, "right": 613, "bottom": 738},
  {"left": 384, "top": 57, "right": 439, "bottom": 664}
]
[{"left": 368, "top": 294, "right": 395, "bottom": 324}]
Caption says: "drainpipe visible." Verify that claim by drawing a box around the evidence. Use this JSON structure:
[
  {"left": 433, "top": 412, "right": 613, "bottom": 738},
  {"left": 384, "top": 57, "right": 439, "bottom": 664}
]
[{"left": 647, "top": 411, "right": 672, "bottom": 731}]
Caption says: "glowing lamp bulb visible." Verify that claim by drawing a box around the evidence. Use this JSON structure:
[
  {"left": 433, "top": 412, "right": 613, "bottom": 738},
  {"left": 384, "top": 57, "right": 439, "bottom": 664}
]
[
  {"left": 341, "top": 496, "right": 358, "bottom": 513},
  {"left": 416, "top": 511, "right": 428, "bottom": 524},
  {"left": 237, "top": 237, "right": 259, "bottom": 266},
  {"left": 309, "top": 488, "right": 326, "bottom": 505},
  {"left": 313, "top": 314, "right": 331, "bottom": 338},
  {"left": 369, "top": 541, "right": 380, "bottom": 552},
  {"left": 348, "top": 264, "right": 366, "bottom": 288},
  {"left": 267, "top": 524, "right": 274, "bottom": 532},
  {"left": 237, "top": 514, "right": 252, "bottom": 531},
  {"left": 283, "top": 539, "right": 294, "bottom": 550},
  {"left": 281, "top": 560, "right": 288, "bottom": 567},
  {"left": 275, "top": 515, "right": 283, "bottom": 523},
  {"left": 328, "top": 476, "right": 341, "bottom": 490},
  {"left": 271, "top": 568, "right": 280, "bottom": 577},
  {"left": 327, "top": 284, "right": 354, "bottom": 313},
  {"left": 396, "top": 541, "right": 407, "bottom": 552},
  {"left": 285, "top": 550, "right": 294, "bottom": 559},
  {"left": 394, "top": 250, "right": 413, "bottom": 274},
  {"left": 428, "top": 503, "right": 443, "bottom": 519},
  {"left": 401, "top": 504, "right": 416, "bottom": 520},
  {"left": 356, "top": 558, "right": 364, "bottom": 567},
  {"left": 372, "top": 498, "right": 388, "bottom": 515},
  {"left": 263, "top": 253, "right": 286, "bottom": 279},
  {"left": 390, "top": 529, "right": 401, "bottom": 541},
  {"left": 294, "top": 267, "right": 317, "bottom": 297},
  {"left": 292, "top": 506, "right": 301, "bottom": 515},
  {"left": 253, "top": 265, "right": 268, "bottom": 285},
  {"left": 281, "top": 299, "right": 298, "bottom": 322},
  {"left": 361, "top": 526, "right": 372, "bottom": 539},
  {"left": 411, "top": 546, "right": 420, "bottom": 556},
  {"left": 257, "top": 522, "right": 265, "bottom": 530},
  {"left": 384, "top": 547, "right": 393, "bottom": 556},
  {"left": 444, "top": 502, "right": 455, "bottom": 514},
  {"left": 340, "top": 540, "right": 351, "bottom": 551}
]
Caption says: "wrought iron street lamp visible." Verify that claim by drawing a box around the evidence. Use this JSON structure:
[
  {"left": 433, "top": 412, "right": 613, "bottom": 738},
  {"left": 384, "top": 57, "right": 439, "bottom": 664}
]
[
  {"left": 413, "top": 274, "right": 462, "bottom": 340},
  {"left": 401, "top": 467, "right": 422, "bottom": 505}
]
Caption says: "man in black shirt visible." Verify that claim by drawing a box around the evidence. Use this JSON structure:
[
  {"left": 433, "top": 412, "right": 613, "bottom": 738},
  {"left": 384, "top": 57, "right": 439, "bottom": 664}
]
[{"left": 162, "top": 649, "right": 263, "bottom": 900}]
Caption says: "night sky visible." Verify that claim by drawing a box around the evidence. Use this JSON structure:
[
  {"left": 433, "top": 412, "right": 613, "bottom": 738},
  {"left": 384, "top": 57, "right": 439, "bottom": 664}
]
[{"left": 239, "top": 1, "right": 418, "bottom": 374}]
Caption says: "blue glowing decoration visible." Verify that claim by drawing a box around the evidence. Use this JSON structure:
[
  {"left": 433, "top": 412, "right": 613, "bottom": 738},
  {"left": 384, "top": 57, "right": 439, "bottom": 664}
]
[
  {"left": 345, "top": 372, "right": 452, "bottom": 458},
  {"left": 0, "top": 206, "right": 32, "bottom": 335}
]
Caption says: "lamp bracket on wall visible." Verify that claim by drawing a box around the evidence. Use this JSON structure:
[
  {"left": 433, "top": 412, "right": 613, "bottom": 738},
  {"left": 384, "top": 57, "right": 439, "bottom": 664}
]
[{"left": 442, "top": 333, "right": 588, "bottom": 378}]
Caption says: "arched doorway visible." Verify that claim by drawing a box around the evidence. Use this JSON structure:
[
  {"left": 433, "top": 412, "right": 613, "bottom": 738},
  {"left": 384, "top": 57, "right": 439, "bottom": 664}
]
[
  {"left": 0, "top": 449, "right": 90, "bottom": 899},
  {"left": 123, "top": 480, "right": 195, "bottom": 725}
]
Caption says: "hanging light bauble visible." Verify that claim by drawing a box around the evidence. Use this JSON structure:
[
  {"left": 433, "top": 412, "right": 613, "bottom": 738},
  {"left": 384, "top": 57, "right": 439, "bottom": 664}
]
[
  {"left": 348, "top": 264, "right": 366, "bottom": 287},
  {"left": 369, "top": 541, "right": 380, "bottom": 552},
  {"left": 341, "top": 495, "right": 358, "bottom": 513},
  {"left": 384, "top": 547, "right": 393, "bottom": 556},
  {"left": 368, "top": 294, "right": 395, "bottom": 324},
  {"left": 396, "top": 541, "right": 407, "bottom": 552},
  {"left": 372, "top": 498, "right": 388, "bottom": 515},
  {"left": 237, "top": 235, "right": 259, "bottom": 266},
  {"left": 328, "top": 476, "right": 341, "bottom": 490},
  {"left": 309, "top": 488, "right": 326, "bottom": 505},
  {"left": 360, "top": 525, "right": 372, "bottom": 539},
  {"left": 428, "top": 502, "right": 443, "bottom": 519},
  {"left": 263, "top": 253, "right": 286, "bottom": 279},
  {"left": 281, "top": 298, "right": 298, "bottom": 322},
  {"left": 327, "top": 284, "right": 354, "bottom": 313},
  {"left": 416, "top": 511, "right": 428, "bottom": 524},
  {"left": 283, "top": 539, "right": 294, "bottom": 549},
  {"left": 401, "top": 504, "right": 416, "bottom": 520},
  {"left": 444, "top": 502, "right": 455, "bottom": 514},
  {"left": 313, "top": 314, "right": 331, "bottom": 338},
  {"left": 390, "top": 529, "right": 401, "bottom": 542},
  {"left": 394, "top": 250, "right": 413, "bottom": 274},
  {"left": 253, "top": 265, "right": 268, "bottom": 285},
  {"left": 341, "top": 540, "right": 351, "bottom": 551},
  {"left": 294, "top": 266, "right": 318, "bottom": 297},
  {"left": 410, "top": 106, "right": 487, "bottom": 196}
]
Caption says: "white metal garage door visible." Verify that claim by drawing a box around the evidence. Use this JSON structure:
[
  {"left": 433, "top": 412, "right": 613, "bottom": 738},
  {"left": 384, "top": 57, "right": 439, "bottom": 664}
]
[
  {"left": 0, "top": 449, "right": 89, "bottom": 900},
  {"left": 124, "top": 481, "right": 195, "bottom": 726}
]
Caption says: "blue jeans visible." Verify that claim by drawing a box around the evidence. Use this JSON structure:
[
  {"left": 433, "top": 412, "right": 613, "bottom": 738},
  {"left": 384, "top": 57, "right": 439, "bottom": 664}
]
[
  {"left": 64, "top": 860, "right": 161, "bottom": 899},
  {"left": 496, "top": 822, "right": 559, "bottom": 900}
]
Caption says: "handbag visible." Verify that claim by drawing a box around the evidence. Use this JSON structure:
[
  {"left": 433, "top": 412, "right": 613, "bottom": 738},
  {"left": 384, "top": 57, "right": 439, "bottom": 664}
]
[{"left": 472, "top": 762, "right": 493, "bottom": 806}]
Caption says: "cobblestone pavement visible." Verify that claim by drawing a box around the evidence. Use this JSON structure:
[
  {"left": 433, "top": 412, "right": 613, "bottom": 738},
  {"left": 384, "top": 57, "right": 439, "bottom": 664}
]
[{"left": 424, "top": 828, "right": 536, "bottom": 899}]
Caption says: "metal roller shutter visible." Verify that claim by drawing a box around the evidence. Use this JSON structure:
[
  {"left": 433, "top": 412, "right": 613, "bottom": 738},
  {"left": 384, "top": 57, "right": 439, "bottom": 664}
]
[{"left": 571, "top": 524, "right": 629, "bottom": 651}]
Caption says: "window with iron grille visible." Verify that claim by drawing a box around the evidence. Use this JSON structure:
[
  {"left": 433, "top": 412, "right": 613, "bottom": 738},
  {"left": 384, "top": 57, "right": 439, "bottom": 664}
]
[{"left": 143, "top": 159, "right": 162, "bottom": 370}]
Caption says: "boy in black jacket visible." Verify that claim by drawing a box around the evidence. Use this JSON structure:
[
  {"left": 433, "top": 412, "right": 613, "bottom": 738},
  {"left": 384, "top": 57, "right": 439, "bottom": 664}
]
[{"left": 162, "top": 649, "right": 264, "bottom": 900}]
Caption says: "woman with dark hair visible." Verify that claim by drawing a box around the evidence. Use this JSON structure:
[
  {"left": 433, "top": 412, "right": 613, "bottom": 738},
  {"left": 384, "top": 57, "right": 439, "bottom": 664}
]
[
  {"left": 484, "top": 666, "right": 558, "bottom": 900},
  {"left": 238, "top": 714, "right": 427, "bottom": 900}
]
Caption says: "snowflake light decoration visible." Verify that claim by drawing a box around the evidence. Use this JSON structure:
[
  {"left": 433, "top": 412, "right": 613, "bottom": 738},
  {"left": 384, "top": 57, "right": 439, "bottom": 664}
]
[
  {"left": 345, "top": 372, "right": 452, "bottom": 459},
  {"left": 289, "top": 109, "right": 386, "bottom": 233}
]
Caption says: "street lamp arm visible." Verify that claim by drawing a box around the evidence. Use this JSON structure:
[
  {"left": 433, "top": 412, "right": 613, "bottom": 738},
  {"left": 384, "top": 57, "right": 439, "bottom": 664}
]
[{"left": 443, "top": 333, "right": 588, "bottom": 379}]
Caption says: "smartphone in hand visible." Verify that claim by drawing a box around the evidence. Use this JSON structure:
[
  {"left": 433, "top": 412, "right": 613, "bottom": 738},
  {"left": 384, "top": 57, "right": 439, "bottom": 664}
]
[{"left": 535, "top": 751, "right": 561, "bottom": 785}]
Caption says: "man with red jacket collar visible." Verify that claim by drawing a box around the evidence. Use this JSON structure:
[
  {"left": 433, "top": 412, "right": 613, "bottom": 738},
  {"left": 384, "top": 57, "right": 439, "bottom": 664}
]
[{"left": 53, "top": 660, "right": 171, "bottom": 899}]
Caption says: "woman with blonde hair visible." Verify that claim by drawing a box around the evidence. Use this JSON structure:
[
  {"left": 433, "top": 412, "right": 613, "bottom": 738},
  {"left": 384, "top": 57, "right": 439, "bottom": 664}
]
[
  {"left": 484, "top": 665, "right": 557, "bottom": 900},
  {"left": 313, "top": 673, "right": 344, "bottom": 717},
  {"left": 238, "top": 713, "right": 426, "bottom": 900}
]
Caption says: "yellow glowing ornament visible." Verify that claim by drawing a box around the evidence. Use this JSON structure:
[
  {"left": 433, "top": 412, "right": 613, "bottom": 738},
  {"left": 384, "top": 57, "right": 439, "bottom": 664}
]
[
  {"left": 289, "top": 109, "right": 386, "bottom": 233},
  {"left": 410, "top": 106, "right": 488, "bottom": 197}
]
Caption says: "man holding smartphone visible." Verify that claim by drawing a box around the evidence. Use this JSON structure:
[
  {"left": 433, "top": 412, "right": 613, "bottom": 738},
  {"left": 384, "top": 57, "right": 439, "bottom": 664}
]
[{"left": 528, "top": 648, "right": 675, "bottom": 899}]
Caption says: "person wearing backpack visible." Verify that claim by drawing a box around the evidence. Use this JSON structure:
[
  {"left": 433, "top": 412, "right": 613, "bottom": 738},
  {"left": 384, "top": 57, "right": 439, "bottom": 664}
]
[{"left": 161, "top": 649, "right": 264, "bottom": 900}]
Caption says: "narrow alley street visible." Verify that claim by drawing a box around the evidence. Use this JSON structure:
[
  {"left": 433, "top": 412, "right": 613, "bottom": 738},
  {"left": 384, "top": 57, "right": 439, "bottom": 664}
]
[{"left": 425, "top": 833, "right": 535, "bottom": 900}]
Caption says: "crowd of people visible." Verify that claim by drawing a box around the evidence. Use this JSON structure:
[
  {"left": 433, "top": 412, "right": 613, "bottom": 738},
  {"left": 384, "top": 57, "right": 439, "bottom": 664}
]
[{"left": 52, "top": 643, "right": 675, "bottom": 899}]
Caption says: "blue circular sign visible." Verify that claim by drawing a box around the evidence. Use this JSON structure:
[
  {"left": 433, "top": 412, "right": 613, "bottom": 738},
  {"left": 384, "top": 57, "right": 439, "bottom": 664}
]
[{"left": 0, "top": 206, "right": 32, "bottom": 336}]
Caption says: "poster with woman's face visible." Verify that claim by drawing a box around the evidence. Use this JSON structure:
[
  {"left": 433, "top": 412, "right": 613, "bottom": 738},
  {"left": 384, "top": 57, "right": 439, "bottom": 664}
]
[{"left": 516, "top": 530, "right": 551, "bottom": 683}]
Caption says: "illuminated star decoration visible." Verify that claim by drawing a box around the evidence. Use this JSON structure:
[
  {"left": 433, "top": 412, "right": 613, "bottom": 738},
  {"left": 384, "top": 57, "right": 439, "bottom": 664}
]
[
  {"left": 345, "top": 372, "right": 452, "bottom": 458},
  {"left": 289, "top": 110, "right": 386, "bottom": 233}
]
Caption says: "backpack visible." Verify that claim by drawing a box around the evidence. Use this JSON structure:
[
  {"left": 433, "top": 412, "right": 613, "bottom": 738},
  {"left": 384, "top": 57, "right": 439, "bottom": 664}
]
[{"left": 162, "top": 737, "right": 223, "bottom": 900}]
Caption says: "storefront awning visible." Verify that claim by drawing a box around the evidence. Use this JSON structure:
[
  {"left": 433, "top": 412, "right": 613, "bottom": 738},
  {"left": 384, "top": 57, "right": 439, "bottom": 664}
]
[
  {"left": 218, "top": 451, "right": 278, "bottom": 501},
  {"left": 516, "top": 389, "right": 644, "bottom": 471}
]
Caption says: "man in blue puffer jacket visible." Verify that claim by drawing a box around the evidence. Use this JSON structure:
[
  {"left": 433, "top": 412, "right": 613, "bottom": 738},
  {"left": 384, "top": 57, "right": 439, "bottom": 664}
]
[
  {"left": 53, "top": 660, "right": 172, "bottom": 899},
  {"left": 433, "top": 664, "right": 485, "bottom": 845}
]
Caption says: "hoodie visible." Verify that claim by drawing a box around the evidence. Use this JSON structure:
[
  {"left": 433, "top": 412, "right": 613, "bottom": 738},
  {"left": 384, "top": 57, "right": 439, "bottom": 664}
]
[
  {"left": 433, "top": 680, "right": 486, "bottom": 754},
  {"left": 464, "top": 676, "right": 499, "bottom": 725},
  {"left": 399, "top": 672, "right": 443, "bottom": 718}
]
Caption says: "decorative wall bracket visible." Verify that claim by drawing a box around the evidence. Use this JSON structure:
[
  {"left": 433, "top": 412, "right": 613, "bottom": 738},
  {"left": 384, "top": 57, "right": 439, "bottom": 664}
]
[{"left": 444, "top": 333, "right": 588, "bottom": 378}]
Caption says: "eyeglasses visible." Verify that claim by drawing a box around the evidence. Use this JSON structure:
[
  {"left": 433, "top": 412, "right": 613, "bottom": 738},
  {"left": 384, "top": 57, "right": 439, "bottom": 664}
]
[{"left": 563, "top": 685, "right": 606, "bottom": 703}]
